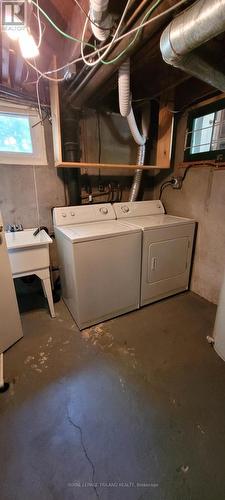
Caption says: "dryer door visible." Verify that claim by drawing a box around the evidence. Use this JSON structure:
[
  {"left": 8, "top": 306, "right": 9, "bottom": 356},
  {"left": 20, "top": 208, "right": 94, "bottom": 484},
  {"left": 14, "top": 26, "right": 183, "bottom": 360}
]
[{"left": 141, "top": 224, "right": 195, "bottom": 306}]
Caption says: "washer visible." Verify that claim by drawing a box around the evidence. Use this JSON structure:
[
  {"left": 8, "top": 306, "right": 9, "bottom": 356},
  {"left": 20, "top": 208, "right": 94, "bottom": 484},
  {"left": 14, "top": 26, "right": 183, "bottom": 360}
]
[
  {"left": 53, "top": 204, "right": 142, "bottom": 329},
  {"left": 113, "top": 200, "right": 196, "bottom": 306}
]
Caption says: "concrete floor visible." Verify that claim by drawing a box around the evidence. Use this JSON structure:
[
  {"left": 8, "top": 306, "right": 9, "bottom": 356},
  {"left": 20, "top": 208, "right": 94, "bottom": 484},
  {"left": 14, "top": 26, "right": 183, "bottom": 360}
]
[{"left": 1, "top": 290, "right": 225, "bottom": 500}]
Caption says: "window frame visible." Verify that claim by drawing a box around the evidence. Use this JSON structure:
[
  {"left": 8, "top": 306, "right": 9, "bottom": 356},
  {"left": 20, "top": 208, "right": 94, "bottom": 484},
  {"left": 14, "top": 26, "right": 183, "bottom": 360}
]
[
  {"left": 0, "top": 101, "right": 47, "bottom": 166},
  {"left": 184, "top": 97, "right": 225, "bottom": 162}
]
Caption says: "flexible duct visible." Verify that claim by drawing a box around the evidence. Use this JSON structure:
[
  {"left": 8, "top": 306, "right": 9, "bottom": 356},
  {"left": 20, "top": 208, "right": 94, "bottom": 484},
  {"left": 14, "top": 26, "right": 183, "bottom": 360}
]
[
  {"left": 118, "top": 58, "right": 149, "bottom": 201},
  {"left": 89, "top": 0, "right": 111, "bottom": 41},
  {"left": 118, "top": 59, "right": 149, "bottom": 200},
  {"left": 127, "top": 107, "right": 146, "bottom": 146},
  {"left": 160, "top": 0, "right": 225, "bottom": 91},
  {"left": 118, "top": 59, "right": 131, "bottom": 117},
  {"left": 91, "top": 19, "right": 111, "bottom": 41},
  {"left": 129, "top": 145, "right": 146, "bottom": 202}
]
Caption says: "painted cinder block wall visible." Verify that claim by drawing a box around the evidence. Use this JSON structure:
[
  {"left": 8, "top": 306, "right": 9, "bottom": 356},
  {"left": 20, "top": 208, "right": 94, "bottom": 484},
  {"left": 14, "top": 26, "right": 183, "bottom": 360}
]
[
  {"left": 0, "top": 120, "right": 65, "bottom": 231},
  {"left": 153, "top": 111, "right": 225, "bottom": 305}
]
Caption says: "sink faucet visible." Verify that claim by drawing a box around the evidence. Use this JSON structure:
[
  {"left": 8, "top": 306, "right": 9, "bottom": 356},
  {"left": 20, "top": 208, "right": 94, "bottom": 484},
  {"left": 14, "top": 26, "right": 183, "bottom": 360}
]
[
  {"left": 33, "top": 226, "right": 49, "bottom": 236},
  {"left": 6, "top": 224, "right": 23, "bottom": 232}
]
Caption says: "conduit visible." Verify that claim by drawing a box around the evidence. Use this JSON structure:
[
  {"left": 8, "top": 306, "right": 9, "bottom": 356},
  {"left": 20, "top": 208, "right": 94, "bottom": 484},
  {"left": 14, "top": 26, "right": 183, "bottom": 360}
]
[{"left": 160, "top": 0, "right": 225, "bottom": 91}]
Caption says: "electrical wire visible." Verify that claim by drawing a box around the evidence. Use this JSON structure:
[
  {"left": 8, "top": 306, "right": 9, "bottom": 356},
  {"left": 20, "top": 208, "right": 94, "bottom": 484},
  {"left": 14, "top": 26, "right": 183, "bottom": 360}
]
[
  {"left": 35, "top": 0, "right": 42, "bottom": 48},
  {"left": 101, "top": 0, "right": 162, "bottom": 65},
  {"left": 31, "top": 0, "right": 95, "bottom": 49},
  {"left": 81, "top": 0, "right": 131, "bottom": 67},
  {"left": 26, "top": 0, "right": 188, "bottom": 82},
  {"left": 159, "top": 180, "right": 173, "bottom": 199}
]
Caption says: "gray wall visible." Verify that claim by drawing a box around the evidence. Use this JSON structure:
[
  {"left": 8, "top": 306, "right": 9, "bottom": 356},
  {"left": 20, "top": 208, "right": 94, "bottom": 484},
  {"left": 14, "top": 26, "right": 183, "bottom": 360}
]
[
  {"left": 154, "top": 112, "right": 225, "bottom": 305},
  {"left": 0, "top": 120, "right": 66, "bottom": 232}
]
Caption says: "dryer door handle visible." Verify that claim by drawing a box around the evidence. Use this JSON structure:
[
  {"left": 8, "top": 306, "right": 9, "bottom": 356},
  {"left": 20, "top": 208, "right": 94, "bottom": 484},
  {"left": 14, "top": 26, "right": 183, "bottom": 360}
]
[{"left": 151, "top": 257, "right": 157, "bottom": 271}]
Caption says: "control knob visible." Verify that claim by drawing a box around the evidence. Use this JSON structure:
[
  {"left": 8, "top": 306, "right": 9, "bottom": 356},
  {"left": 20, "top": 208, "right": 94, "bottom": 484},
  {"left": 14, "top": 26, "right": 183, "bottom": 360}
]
[
  {"left": 121, "top": 205, "right": 129, "bottom": 213},
  {"left": 100, "top": 207, "right": 108, "bottom": 215}
]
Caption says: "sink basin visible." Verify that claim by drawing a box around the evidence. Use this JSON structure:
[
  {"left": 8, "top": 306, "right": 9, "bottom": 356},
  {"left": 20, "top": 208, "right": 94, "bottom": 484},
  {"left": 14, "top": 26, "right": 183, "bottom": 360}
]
[
  {"left": 6, "top": 228, "right": 52, "bottom": 250},
  {"left": 6, "top": 229, "right": 52, "bottom": 275}
]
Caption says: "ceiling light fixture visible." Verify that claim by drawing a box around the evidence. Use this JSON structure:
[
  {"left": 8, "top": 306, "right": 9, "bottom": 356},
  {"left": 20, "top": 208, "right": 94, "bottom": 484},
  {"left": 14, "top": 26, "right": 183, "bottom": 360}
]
[{"left": 18, "top": 29, "right": 39, "bottom": 59}]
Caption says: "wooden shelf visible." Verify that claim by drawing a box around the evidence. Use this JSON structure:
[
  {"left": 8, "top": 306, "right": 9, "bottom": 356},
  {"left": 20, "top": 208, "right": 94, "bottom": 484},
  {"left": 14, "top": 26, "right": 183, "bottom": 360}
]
[
  {"left": 55, "top": 161, "right": 159, "bottom": 169},
  {"left": 50, "top": 58, "right": 173, "bottom": 171}
]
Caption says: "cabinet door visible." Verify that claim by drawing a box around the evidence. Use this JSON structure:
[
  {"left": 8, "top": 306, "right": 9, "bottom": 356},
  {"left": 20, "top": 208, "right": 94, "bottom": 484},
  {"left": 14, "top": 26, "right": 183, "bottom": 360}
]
[
  {"left": 0, "top": 212, "right": 23, "bottom": 352},
  {"left": 141, "top": 224, "right": 195, "bottom": 306}
]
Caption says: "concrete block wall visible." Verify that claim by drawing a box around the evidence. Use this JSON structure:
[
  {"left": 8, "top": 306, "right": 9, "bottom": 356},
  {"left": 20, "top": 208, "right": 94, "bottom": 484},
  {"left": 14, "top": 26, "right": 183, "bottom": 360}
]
[
  {"left": 0, "top": 120, "right": 66, "bottom": 232},
  {"left": 154, "top": 112, "right": 225, "bottom": 305}
]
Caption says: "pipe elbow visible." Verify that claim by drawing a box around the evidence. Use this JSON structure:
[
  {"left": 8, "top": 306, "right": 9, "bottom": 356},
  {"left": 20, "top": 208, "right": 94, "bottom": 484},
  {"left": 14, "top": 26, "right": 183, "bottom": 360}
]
[{"left": 160, "top": 24, "right": 178, "bottom": 66}]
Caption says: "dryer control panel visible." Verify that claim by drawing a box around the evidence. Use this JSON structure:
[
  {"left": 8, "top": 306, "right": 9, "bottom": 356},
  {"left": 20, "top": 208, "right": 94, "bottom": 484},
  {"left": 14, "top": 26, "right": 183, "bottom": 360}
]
[
  {"left": 113, "top": 200, "right": 165, "bottom": 219},
  {"left": 53, "top": 204, "right": 116, "bottom": 226}
]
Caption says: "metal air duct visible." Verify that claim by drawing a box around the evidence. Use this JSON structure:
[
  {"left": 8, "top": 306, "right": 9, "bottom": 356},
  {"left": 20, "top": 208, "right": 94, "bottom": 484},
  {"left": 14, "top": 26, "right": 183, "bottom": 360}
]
[{"left": 160, "top": 0, "right": 225, "bottom": 91}]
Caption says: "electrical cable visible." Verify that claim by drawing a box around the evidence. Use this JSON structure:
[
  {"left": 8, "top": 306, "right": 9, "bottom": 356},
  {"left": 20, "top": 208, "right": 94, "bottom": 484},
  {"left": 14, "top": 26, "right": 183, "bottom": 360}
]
[
  {"left": 31, "top": 0, "right": 96, "bottom": 49},
  {"left": 159, "top": 161, "right": 221, "bottom": 201},
  {"left": 27, "top": 0, "right": 188, "bottom": 82},
  {"left": 81, "top": 0, "right": 132, "bottom": 67},
  {"left": 35, "top": 0, "right": 42, "bottom": 48},
  {"left": 101, "top": 0, "right": 162, "bottom": 65},
  {"left": 159, "top": 180, "right": 173, "bottom": 199}
]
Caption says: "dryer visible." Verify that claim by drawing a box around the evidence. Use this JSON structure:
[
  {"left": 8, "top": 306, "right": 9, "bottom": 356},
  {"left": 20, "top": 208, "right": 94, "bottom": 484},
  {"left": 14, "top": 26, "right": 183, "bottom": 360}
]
[
  {"left": 53, "top": 204, "right": 142, "bottom": 329},
  {"left": 113, "top": 200, "right": 195, "bottom": 306}
]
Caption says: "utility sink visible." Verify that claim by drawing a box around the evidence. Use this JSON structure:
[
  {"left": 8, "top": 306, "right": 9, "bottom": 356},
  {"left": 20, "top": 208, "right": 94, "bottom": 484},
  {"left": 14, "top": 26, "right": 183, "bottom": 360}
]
[
  {"left": 6, "top": 229, "right": 52, "bottom": 275},
  {"left": 5, "top": 229, "right": 55, "bottom": 318}
]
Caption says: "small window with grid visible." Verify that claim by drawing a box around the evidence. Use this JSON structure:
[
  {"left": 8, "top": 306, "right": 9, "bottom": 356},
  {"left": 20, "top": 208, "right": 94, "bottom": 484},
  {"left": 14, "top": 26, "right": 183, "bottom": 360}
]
[{"left": 184, "top": 98, "right": 225, "bottom": 162}]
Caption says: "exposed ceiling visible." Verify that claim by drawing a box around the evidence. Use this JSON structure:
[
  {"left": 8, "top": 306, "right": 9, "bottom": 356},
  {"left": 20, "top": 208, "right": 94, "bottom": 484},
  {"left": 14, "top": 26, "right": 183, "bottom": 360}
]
[{"left": 0, "top": 0, "right": 223, "bottom": 109}]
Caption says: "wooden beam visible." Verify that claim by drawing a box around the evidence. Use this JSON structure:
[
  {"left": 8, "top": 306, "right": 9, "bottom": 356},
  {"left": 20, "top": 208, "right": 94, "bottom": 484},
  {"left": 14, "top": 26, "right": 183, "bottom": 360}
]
[
  {"left": 14, "top": 55, "right": 24, "bottom": 87},
  {"left": 156, "top": 91, "right": 174, "bottom": 168},
  {"left": 1, "top": 33, "right": 10, "bottom": 84},
  {"left": 49, "top": 57, "right": 63, "bottom": 165}
]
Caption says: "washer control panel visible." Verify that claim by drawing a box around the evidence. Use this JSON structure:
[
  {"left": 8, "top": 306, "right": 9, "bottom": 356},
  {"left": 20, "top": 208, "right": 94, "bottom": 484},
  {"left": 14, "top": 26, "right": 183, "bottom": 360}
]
[
  {"left": 113, "top": 200, "right": 165, "bottom": 219},
  {"left": 53, "top": 203, "right": 115, "bottom": 226}
]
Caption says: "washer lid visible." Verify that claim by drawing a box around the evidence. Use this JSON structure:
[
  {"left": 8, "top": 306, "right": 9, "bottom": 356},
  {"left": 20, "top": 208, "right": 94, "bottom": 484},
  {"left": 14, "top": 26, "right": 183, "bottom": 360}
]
[
  {"left": 56, "top": 220, "right": 141, "bottom": 243},
  {"left": 119, "top": 214, "right": 195, "bottom": 230}
]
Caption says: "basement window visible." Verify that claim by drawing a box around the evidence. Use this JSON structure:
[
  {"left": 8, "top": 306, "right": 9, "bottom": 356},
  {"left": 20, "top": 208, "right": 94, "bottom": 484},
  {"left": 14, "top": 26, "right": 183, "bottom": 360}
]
[
  {"left": 0, "top": 102, "right": 47, "bottom": 165},
  {"left": 184, "top": 98, "right": 225, "bottom": 162}
]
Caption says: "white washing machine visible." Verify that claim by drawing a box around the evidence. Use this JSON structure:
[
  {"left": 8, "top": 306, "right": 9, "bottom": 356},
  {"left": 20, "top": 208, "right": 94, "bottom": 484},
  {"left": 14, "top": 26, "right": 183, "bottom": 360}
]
[
  {"left": 113, "top": 200, "right": 195, "bottom": 306},
  {"left": 53, "top": 204, "right": 141, "bottom": 329}
]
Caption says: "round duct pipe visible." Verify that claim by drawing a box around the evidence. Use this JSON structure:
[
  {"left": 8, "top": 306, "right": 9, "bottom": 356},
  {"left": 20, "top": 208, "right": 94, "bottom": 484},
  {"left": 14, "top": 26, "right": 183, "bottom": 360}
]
[{"left": 160, "top": 0, "right": 225, "bottom": 92}]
